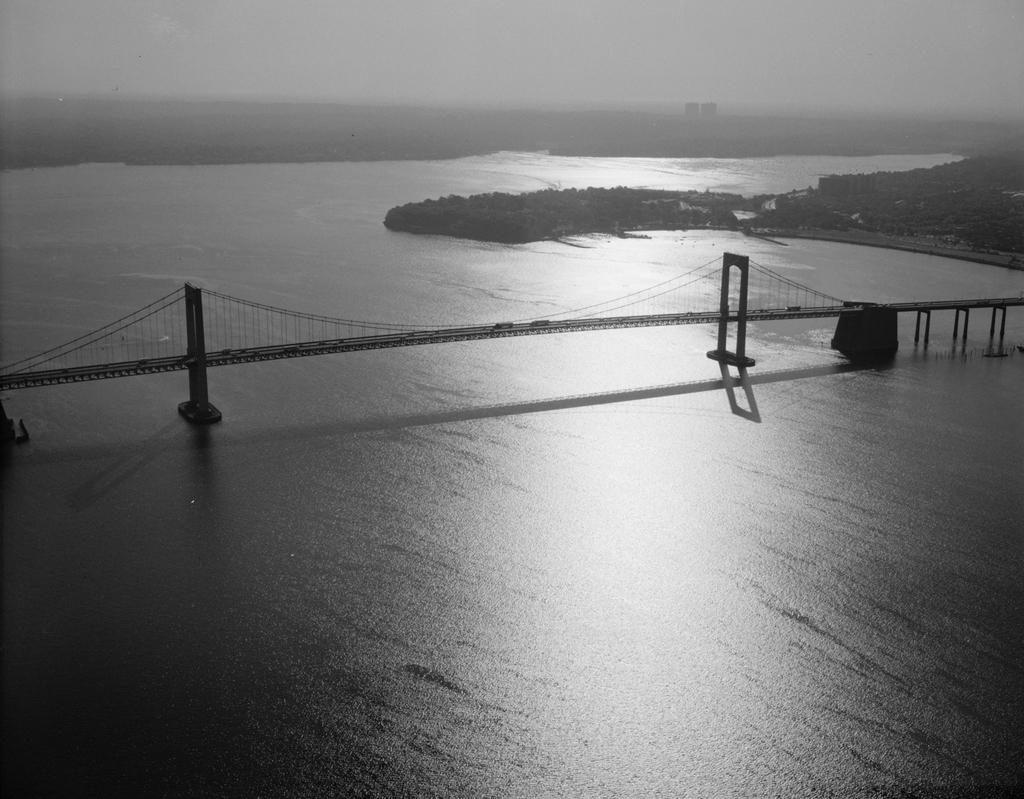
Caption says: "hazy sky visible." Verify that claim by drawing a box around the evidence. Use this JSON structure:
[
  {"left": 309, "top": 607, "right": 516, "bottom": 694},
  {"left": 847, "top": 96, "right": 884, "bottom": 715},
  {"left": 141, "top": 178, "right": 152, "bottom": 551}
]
[{"left": 2, "top": 0, "right": 1021, "bottom": 114}]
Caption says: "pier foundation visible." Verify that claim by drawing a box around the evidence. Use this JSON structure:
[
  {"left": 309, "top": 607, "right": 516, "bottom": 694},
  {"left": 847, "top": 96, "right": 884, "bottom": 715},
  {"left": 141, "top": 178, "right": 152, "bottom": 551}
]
[
  {"left": 831, "top": 305, "right": 898, "bottom": 360},
  {"left": 1, "top": 400, "right": 29, "bottom": 444},
  {"left": 1, "top": 400, "right": 15, "bottom": 443}
]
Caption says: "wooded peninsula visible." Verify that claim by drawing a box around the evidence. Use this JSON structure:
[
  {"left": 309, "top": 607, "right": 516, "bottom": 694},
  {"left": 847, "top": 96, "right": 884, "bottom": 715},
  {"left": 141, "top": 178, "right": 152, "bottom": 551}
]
[
  {"left": 384, "top": 154, "right": 1024, "bottom": 259},
  {"left": 384, "top": 187, "right": 749, "bottom": 243}
]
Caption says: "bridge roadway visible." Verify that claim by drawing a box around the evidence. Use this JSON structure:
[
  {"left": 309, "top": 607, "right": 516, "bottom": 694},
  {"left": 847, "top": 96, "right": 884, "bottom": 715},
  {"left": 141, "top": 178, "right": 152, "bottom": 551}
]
[{"left": 2, "top": 297, "right": 1022, "bottom": 391}]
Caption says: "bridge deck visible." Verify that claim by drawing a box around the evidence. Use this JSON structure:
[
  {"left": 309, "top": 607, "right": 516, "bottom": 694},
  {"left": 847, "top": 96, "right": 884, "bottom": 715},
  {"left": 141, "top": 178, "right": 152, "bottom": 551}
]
[
  {"left": 3, "top": 298, "right": 1022, "bottom": 390},
  {"left": 883, "top": 298, "right": 1024, "bottom": 311}
]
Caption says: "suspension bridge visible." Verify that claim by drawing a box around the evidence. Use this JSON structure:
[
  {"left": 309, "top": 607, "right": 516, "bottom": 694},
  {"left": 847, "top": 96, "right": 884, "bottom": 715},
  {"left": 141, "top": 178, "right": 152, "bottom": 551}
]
[{"left": 2, "top": 253, "right": 1021, "bottom": 431}]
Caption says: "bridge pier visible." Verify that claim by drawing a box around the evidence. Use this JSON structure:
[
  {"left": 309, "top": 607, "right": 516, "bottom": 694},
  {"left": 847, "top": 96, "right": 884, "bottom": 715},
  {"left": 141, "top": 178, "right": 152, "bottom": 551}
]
[
  {"left": 0, "top": 400, "right": 29, "bottom": 444},
  {"left": 988, "top": 305, "right": 1005, "bottom": 339},
  {"left": 952, "top": 307, "right": 970, "bottom": 343},
  {"left": 984, "top": 305, "right": 1008, "bottom": 357},
  {"left": 1, "top": 400, "right": 15, "bottom": 443},
  {"left": 914, "top": 309, "right": 932, "bottom": 345},
  {"left": 831, "top": 304, "right": 898, "bottom": 360},
  {"left": 706, "top": 253, "right": 756, "bottom": 368},
  {"left": 177, "top": 284, "right": 222, "bottom": 424}
]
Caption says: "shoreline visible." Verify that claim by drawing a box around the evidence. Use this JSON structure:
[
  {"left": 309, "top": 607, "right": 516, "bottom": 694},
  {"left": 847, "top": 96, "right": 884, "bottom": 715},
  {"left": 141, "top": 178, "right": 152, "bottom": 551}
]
[{"left": 747, "top": 228, "right": 1024, "bottom": 270}]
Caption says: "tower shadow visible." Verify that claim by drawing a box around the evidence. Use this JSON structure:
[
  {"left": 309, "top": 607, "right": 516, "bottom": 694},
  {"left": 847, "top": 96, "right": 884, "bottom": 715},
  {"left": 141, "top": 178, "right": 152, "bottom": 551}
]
[{"left": 719, "top": 364, "right": 761, "bottom": 422}]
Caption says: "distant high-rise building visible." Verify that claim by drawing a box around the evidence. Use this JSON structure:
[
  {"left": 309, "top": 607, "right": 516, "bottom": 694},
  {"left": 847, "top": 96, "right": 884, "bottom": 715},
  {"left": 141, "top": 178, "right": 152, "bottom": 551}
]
[
  {"left": 684, "top": 102, "right": 700, "bottom": 117},
  {"left": 700, "top": 102, "right": 717, "bottom": 117}
]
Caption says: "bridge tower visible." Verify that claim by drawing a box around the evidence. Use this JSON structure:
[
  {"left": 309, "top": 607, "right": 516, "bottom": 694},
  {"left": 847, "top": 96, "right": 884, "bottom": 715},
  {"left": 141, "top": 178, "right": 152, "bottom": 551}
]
[
  {"left": 177, "top": 284, "right": 222, "bottom": 424},
  {"left": 706, "top": 252, "right": 756, "bottom": 367}
]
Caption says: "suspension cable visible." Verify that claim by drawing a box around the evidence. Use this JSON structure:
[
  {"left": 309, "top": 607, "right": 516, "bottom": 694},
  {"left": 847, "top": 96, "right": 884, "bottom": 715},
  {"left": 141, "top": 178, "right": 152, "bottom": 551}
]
[
  {"left": 749, "top": 259, "right": 844, "bottom": 304},
  {"left": 517, "top": 255, "right": 722, "bottom": 321},
  {"left": 1, "top": 287, "right": 185, "bottom": 372}
]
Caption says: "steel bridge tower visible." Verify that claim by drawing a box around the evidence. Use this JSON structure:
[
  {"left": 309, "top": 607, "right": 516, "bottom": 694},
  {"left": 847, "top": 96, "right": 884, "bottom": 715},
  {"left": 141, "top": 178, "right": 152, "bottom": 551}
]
[
  {"left": 706, "top": 252, "right": 756, "bottom": 368},
  {"left": 177, "top": 284, "right": 222, "bottom": 424}
]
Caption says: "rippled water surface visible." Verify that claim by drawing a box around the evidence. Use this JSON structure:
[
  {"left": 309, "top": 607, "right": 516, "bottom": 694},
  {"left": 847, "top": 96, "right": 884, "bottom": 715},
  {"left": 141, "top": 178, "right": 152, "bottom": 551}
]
[{"left": 2, "top": 153, "right": 1022, "bottom": 797}]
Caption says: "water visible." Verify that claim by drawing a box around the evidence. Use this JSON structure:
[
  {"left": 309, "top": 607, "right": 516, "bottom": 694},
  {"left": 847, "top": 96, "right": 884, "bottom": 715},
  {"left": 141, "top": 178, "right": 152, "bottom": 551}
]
[{"left": 2, "top": 153, "right": 1022, "bottom": 798}]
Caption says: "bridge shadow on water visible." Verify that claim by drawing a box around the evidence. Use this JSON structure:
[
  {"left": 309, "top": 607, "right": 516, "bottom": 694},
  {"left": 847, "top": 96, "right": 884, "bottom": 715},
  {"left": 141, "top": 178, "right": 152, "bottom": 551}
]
[
  {"left": 50, "top": 360, "right": 874, "bottom": 510},
  {"left": 315, "top": 360, "right": 874, "bottom": 436}
]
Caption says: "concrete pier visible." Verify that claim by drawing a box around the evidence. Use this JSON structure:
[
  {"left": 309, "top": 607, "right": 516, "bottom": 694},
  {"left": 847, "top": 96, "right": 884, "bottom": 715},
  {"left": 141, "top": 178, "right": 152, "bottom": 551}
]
[
  {"left": 984, "top": 305, "right": 1009, "bottom": 357},
  {"left": 831, "top": 305, "right": 898, "bottom": 360},
  {"left": 1, "top": 400, "right": 15, "bottom": 443},
  {"left": 914, "top": 309, "right": 931, "bottom": 344},
  {"left": 953, "top": 307, "right": 970, "bottom": 342},
  {"left": 1, "top": 400, "right": 29, "bottom": 443}
]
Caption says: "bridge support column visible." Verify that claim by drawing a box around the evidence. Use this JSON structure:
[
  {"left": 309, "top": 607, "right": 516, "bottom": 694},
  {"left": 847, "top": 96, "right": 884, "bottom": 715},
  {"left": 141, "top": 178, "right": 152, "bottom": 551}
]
[
  {"left": 831, "top": 304, "right": 898, "bottom": 361},
  {"left": 989, "top": 306, "right": 1007, "bottom": 344},
  {"left": 706, "top": 253, "right": 756, "bottom": 368},
  {"left": 953, "top": 307, "right": 969, "bottom": 343},
  {"left": 914, "top": 309, "right": 931, "bottom": 345},
  {"left": 984, "top": 306, "right": 1008, "bottom": 357},
  {"left": 178, "top": 284, "right": 222, "bottom": 424}
]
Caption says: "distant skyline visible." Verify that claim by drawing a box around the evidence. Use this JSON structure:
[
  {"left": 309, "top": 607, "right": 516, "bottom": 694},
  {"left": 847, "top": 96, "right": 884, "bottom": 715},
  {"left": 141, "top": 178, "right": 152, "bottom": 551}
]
[{"left": 2, "top": 0, "right": 1022, "bottom": 116}]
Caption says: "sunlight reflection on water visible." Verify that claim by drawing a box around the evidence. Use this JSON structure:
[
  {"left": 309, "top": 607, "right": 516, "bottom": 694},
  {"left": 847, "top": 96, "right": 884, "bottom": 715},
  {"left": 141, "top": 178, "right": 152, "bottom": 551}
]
[
  {"left": 2, "top": 155, "right": 1021, "bottom": 797},
  {"left": 449, "top": 150, "right": 960, "bottom": 195}
]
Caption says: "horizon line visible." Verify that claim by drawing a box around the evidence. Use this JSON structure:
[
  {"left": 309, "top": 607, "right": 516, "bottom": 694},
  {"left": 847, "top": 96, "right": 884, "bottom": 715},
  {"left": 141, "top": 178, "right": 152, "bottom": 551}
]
[{"left": 2, "top": 92, "right": 1022, "bottom": 123}]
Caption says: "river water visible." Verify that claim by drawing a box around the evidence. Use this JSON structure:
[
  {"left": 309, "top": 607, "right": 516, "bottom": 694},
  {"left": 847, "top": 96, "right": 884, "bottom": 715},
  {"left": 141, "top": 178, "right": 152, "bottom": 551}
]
[{"left": 2, "top": 152, "right": 1022, "bottom": 798}]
